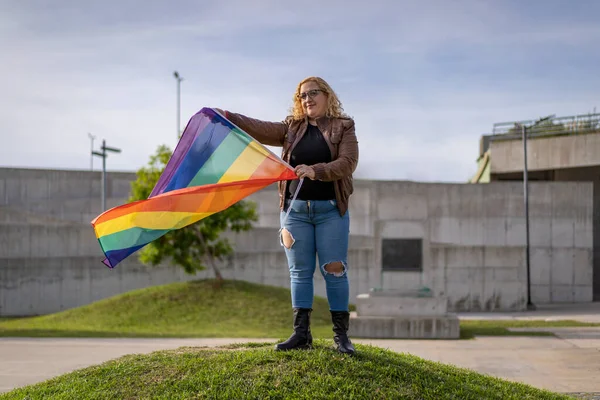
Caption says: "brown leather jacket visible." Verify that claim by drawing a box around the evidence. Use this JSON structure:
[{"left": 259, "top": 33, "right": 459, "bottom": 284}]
[{"left": 224, "top": 110, "right": 359, "bottom": 216}]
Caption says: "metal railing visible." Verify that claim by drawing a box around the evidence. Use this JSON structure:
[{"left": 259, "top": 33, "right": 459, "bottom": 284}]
[{"left": 491, "top": 112, "right": 600, "bottom": 137}]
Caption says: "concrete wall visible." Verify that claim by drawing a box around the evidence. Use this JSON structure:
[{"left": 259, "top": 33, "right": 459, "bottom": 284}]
[
  {"left": 489, "top": 132, "right": 600, "bottom": 174},
  {"left": 491, "top": 164, "right": 600, "bottom": 303},
  {"left": 0, "top": 167, "right": 594, "bottom": 316},
  {"left": 0, "top": 167, "right": 374, "bottom": 235},
  {"left": 372, "top": 181, "right": 594, "bottom": 311},
  {"left": 0, "top": 223, "right": 374, "bottom": 316},
  {"left": 0, "top": 168, "right": 137, "bottom": 223},
  {"left": 544, "top": 168, "right": 600, "bottom": 302}
]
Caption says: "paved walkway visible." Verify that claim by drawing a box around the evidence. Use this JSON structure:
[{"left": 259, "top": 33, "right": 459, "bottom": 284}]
[
  {"left": 360, "top": 332, "right": 600, "bottom": 394},
  {"left": 1, "top": 331, "right": 599, "bottom": 395},
  {"left": 457, "top": 302, "right": 600, "bottom": 323}
]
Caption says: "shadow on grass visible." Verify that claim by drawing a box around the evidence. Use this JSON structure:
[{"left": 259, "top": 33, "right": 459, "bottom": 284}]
[{"left": 217, "top": 341, "right": 277, "bottom": 349}]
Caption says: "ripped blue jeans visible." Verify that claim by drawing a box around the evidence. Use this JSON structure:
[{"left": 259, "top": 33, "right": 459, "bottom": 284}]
[{"left": 280, "top": 199, "right": 350, "bottom": 312}]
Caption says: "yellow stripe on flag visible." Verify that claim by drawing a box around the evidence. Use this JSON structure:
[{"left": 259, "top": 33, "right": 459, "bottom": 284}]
[
  {"left": 217, "top": 141, "right": 269, "bottom": 184},
  {"left": 95, "top": 211, "right": 212, "bottom": 237}
]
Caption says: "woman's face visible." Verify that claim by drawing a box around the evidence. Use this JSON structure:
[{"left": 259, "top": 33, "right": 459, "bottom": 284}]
[{"left": 299, "top": 81, "right": 327, "bottom": 119}]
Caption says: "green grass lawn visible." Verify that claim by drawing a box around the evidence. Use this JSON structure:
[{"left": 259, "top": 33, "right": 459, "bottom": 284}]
[
  {"left": 459, "top": 319, "right": 600, "bottom": 339},
  {"left": 0, "top": 279, "right": 336, "bottom": 338},
  {"left": 0, "top": 340, "right": 572, "bottom": 400},
  {"left": 1, "top": 279, "right": 598, "bottom": 339}
]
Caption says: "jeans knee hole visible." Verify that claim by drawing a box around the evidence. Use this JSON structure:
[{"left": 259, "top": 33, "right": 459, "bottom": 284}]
[
  {"left": 323, "top": 261, "right": 346, "bottom": 277},
  {"left": 280, "top": 228, "right": 295, "bottom": 249}
]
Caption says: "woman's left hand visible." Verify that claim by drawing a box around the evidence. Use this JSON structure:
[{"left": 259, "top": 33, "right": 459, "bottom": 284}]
[{"left": 294, "top": 164, "right": 316, "bottom": 180}]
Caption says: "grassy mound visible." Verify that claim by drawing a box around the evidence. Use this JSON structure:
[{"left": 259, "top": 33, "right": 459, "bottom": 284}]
[
  {"left": 0, "top": 341, "right": 570, "bottom": 400},
  {"left": 0, "top": 280, "right": 337, "bottom": 338}
]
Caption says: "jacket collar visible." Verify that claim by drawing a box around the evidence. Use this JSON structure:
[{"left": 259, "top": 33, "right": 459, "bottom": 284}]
[{"left": 304, "top": 115, "right": 332, "bottom": 133}]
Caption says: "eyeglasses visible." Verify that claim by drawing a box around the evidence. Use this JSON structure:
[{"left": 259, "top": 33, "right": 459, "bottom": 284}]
[{"left": 297, "top": 89, "right": 323, "bottom": 100}]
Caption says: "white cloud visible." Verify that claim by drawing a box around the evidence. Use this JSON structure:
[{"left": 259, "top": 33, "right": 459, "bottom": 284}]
[{"left": 0, "top": 0, "right": 599, "bottom": 184}]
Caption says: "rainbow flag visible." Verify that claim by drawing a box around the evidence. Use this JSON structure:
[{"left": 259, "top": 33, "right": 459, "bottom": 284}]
[{"left": 91, "top": 107, "right": 296, "bottom": 269}]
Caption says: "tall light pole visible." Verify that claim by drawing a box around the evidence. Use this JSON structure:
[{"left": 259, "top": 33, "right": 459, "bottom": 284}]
[
  {"left": 173, "top": 71, "right": 184, "bottom": 139},
  {"left": 517, "top": 122, "right": 535, "bottom": 311},
  {"left": 92, "top": 139, "right": 122, "bottom": 212},
  {"left": 87, "top": 133, "right": 96, "bottom": 171}
]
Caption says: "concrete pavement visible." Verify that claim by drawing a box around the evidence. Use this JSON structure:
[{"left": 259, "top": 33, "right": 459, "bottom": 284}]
[
  {"left": 457, "top": 302, "right": 600, "bottom": 323},
  {"left": 1, "top": 332, "right": 599, "bottom": 396},
  {"left": 360, "top": 333, "right": 600, "bottom": 394}
]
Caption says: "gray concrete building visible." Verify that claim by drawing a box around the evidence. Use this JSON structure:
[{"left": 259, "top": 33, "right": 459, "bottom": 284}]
[
  {"left": 0, "top": 165, "right": 596, "bottom": 316},
  {"left": 471, "top": 112, "right": 600, "bottom": 301}
]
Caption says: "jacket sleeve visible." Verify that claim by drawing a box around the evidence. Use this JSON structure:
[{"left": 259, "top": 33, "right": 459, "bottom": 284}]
[
  {"left": 225, "top": 111, "right": 288, "bottom": 147},
  {"left": 312, "top": 119, "right": 359, "bottom": 182}
]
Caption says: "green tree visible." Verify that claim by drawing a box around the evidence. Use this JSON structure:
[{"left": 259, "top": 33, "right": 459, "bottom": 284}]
[{"left": 129, "top": 144, "right": 259, "bottom": 281}]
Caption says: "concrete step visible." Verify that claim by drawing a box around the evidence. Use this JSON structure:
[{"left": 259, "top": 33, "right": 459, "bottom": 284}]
[
  {"left": 356, "top": 292, "right": 448, "bottom": 317},
  {"left": 349, "top": 312, "right": 460, "bottom": 339}
]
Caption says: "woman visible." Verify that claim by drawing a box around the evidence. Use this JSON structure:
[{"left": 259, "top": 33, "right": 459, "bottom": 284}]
[{"left": 218, "top": 76, "right": 358, "bottom": 355}]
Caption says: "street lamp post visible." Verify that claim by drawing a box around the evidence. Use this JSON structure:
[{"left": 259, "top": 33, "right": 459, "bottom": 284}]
[
  {"left": 92, "top": 139, "right": 122, "bottom": 212},
  {"left": 517, "top": 123, "right": 535, "bottom": 311},
  {"left": 173, "top": 71, "right": 184, "bottom": 139},
  {"left": 87, "top": 133, "right": 96, "bottom": 171}
]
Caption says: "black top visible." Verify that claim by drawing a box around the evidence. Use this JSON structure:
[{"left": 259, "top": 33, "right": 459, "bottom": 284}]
[{"left": 287, "top": 124, "right": 336, "bottom": 201}]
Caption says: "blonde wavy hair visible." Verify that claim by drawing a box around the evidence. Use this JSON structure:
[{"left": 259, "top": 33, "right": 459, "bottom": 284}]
[{"left": 289, "top": 76, "right": 346, "bottom": 120}]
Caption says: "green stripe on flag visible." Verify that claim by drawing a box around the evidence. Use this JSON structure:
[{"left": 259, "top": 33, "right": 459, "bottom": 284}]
[{"left": 187, "top": 129, "right": 252, "bottom": 186}]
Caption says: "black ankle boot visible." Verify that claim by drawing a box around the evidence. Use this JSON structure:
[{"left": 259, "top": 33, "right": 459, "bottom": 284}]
[
  {"left": 275, "top": 308, "right": 312, "bottom": 351},
  {"left": 331, "top": 311, "right": 355, "bottom": 355}
]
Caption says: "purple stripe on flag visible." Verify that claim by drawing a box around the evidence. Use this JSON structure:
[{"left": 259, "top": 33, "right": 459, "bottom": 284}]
[{"left": 149, "top": 108, "right": 216, "bottom": 198}]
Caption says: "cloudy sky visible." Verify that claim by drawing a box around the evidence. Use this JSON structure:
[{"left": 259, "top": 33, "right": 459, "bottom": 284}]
[{"left": 1, "top": 0, "right": 598, "bottom": 182}]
